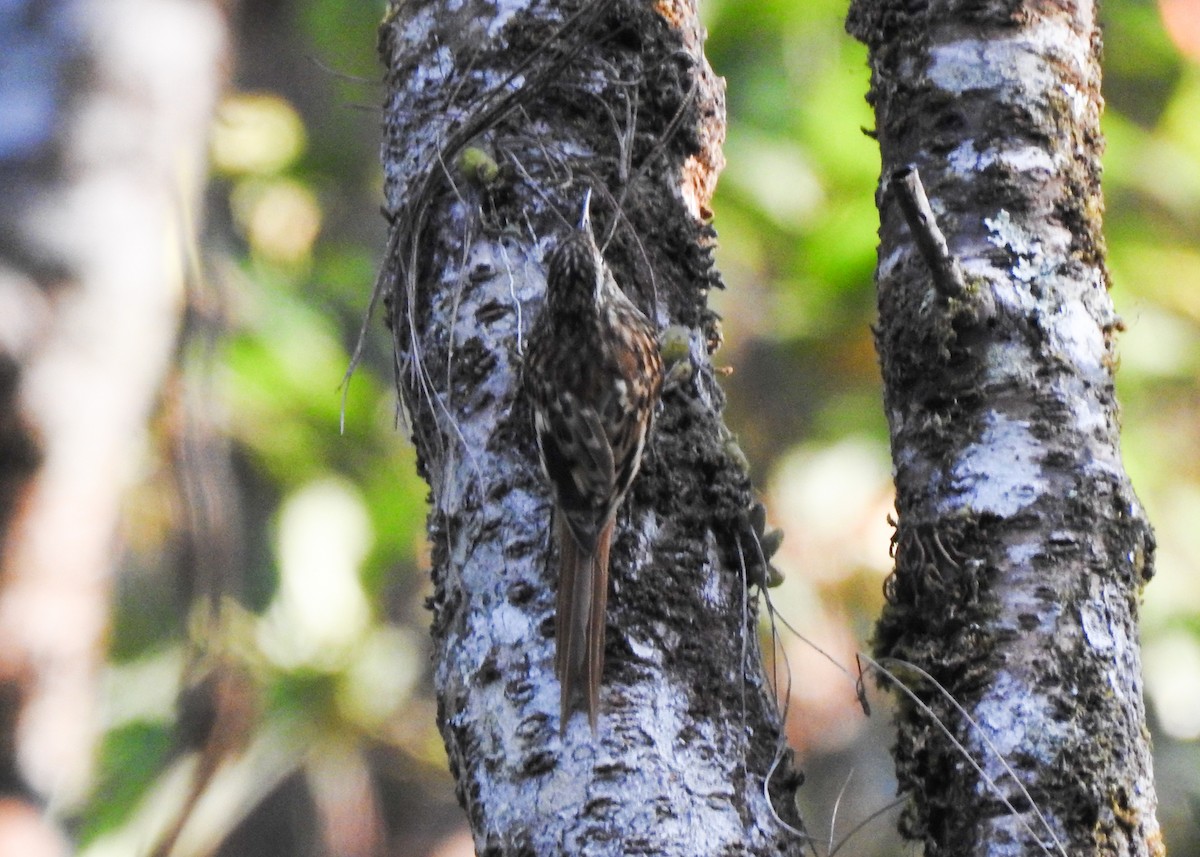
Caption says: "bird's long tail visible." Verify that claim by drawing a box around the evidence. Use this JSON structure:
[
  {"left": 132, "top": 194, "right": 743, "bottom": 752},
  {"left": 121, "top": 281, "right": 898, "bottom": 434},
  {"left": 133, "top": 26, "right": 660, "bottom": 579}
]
[{"left": 555, "top": 516, "right": 613, "bottom": 733}]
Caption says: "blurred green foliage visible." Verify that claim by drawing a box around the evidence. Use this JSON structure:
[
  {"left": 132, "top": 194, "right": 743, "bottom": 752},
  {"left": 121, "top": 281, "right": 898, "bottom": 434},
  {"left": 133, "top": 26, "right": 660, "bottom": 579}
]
[
  {"left": 81, "top": 0, "right": 1200, "bottom": 854},
  {"left": 80, "top": 722, "right": 174, "bottom": 845}
]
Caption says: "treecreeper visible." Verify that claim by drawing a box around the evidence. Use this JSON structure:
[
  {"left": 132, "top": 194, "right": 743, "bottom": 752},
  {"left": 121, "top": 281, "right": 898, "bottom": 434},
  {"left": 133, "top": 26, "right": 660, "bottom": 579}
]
[{"left": 526, "top": 192, "right": 664, "bottom": 733}]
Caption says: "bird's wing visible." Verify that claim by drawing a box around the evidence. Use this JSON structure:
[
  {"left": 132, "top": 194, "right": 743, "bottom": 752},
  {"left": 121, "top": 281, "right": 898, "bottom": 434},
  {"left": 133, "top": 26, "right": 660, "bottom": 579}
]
[{"left": 534, "top": 390, "right": 616, "bottom": 552}]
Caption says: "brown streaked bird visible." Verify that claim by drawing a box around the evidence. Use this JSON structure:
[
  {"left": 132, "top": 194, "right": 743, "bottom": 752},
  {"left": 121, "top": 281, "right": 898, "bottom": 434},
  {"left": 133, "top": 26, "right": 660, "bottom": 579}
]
[{"left": 526, "top": 191, "right": 663, "bottom": 732}]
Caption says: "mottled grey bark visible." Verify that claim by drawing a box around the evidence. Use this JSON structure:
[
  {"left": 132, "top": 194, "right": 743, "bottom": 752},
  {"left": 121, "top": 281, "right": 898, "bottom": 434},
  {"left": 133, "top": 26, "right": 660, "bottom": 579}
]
[
  {"left": 847, "top": 1, "right": 1161, "bottom": 855},
  {"left": 0, "top": 0, "right": 225, "bottom": 845},
  {"left": 377, "top": 0, "right": 805, "bottom": 853}
]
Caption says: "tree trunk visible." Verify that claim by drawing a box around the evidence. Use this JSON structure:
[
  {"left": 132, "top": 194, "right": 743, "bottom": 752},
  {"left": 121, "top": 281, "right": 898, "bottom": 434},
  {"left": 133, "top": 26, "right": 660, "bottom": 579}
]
[
  {"left": 376, "top": 0, "right": 805, "bottom": 852},
  {"left": 0, "top": 0, "right": 225, "bottom": 846},
  {"left": 846, "top": 1, "right": 1162, "bottom": 855}
]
